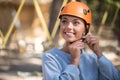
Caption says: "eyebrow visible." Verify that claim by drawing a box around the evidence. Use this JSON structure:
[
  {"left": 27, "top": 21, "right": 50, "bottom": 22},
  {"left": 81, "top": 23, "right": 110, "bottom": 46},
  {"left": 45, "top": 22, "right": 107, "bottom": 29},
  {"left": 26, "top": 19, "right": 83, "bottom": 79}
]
[
  {"left": 62, "top": 17, "right": 68, "bottom": 20},
  {"left": 73, "top": 19, "right": 80, "bottom": 21}
]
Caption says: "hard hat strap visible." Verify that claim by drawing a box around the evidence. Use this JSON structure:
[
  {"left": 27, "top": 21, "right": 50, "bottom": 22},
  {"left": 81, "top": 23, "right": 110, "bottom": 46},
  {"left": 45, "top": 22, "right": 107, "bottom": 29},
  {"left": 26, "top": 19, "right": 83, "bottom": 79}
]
[{"left": 84, "top": 22, "right": 89, "bottom": 35}]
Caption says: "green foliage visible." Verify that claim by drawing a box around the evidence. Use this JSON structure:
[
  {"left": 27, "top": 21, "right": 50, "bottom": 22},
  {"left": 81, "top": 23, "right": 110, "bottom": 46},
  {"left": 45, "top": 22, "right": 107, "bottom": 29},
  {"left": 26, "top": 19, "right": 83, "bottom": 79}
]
[{"left": 82, "top": 0, "right": 120, "bottom": 45}]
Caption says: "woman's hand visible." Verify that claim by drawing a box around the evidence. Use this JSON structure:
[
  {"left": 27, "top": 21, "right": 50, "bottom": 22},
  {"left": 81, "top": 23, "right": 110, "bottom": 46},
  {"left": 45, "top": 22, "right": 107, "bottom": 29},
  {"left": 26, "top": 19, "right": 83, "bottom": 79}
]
[
  {"left": 68, "top": 40, "right": 85, "bottom": 67},
  {"left": 83, "top": 35, "right": 103, "bottom": 58}
]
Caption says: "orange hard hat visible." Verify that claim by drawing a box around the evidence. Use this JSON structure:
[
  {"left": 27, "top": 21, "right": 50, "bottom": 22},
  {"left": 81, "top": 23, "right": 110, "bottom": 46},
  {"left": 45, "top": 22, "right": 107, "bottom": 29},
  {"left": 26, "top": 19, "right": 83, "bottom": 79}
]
[{"left": 60, "top": 1, "right": 92, "bottom": 25}]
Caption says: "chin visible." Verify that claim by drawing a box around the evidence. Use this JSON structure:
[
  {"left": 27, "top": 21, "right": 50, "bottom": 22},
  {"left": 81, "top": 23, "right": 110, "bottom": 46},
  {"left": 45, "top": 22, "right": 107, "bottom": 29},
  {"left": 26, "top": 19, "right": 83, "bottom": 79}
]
[
  {"left": 66, "top": 39, "right": 76, "bottom": 43},
  {"left": 63, "top": 36, "right": 78, "bottom": 42},
  {"left": 66, "top": 37, "right": 81, "bottom": 43}
]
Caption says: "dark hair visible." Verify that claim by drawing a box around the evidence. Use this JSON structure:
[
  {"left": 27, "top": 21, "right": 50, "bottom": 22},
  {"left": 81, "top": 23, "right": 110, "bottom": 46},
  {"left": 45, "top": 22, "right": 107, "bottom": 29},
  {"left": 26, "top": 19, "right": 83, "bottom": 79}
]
[{"left": 84, "top": 20, "right": 89, "bottom": 35}]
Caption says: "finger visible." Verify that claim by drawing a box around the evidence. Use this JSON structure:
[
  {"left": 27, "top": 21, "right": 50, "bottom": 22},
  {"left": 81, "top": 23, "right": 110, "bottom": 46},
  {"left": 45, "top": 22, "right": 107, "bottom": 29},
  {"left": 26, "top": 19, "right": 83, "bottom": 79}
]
[
  {"left": 74, "top": 42, "right": 84, "bottom": 47},
  {"left": 77, "top": 45, "right": 85, "bottom": 50},
  {"left": 89, "top": 40, "right": 96, "bottom": 47},
  {"left": 89, "top": 39, "right": 99, "bottom": 48},
  {"left": 77, "top": 43, "right": 85, "bottom": 48},
  {"left": 71, "top": 40, "right": 83, "bottom": 46},
  {"left": 72, "top": 41, "right": 84, "bottom": 46},
  {"left": 69, "top": 41, "right": 84, "bottom": 49},
  {"left": 87, "top": 36, "right": 97, "bottom": 43},
  {"left": 82, "top": 35, "right": 90, "bottom": 43}
]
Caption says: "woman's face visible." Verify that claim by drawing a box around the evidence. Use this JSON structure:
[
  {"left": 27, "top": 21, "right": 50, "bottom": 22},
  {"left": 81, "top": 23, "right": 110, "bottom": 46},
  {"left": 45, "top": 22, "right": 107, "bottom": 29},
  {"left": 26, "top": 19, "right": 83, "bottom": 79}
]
[{"left": 60, "top": 15, "right": 85, "bottom": 43}]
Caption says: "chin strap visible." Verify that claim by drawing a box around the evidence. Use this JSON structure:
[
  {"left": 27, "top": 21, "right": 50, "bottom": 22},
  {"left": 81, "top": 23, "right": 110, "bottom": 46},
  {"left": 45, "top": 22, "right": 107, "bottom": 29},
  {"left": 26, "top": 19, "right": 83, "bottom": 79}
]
[
  {"left": 84, "top": 24, "right": 89, "bottom": 35},
  {"left": 83, "top": 20, "right": 90, "bottom": 35}
]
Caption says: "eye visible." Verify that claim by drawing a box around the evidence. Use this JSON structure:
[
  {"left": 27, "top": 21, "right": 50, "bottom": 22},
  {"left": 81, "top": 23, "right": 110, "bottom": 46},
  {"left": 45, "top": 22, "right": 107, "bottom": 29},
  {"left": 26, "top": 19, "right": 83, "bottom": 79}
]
[
  {"left": 61, "top": 20, "right": 68, "bottom": 24},
  {"left": 73, "top": 21, "right": 80, "bottom": 26}
]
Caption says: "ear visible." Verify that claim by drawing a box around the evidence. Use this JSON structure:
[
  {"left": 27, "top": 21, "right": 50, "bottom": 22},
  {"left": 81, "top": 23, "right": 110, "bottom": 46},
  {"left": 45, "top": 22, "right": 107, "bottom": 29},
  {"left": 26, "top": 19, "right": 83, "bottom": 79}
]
[
  {"left": 87, "top": 24, "right": 90, "bottom": 30},
  {"left": 82, "top": 32, "right": 86, "bottom": 36},
  {"left": 85, "top": 24, "right": 90, "bottom": 35}
]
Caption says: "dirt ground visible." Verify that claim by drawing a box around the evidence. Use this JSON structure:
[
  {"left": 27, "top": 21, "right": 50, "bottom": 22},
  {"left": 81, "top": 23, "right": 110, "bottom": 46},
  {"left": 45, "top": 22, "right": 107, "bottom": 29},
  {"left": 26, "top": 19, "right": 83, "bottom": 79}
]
[{"left": 0, "top": 52, "right": 43, "bottom": 80}]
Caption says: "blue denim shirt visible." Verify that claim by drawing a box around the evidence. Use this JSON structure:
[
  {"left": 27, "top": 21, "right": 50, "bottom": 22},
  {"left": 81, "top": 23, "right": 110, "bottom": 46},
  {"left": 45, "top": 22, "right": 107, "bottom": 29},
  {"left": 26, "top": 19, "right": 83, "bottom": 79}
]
[{"left": 42, "top": 48, "right": 120, "bottom": 80}]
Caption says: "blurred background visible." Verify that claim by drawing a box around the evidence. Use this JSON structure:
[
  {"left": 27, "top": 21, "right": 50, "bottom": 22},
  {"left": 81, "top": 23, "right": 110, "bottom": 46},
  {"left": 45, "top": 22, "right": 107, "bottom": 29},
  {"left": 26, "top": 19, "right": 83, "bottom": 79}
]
[{"left": 0, "top": 0, "right": 120, "bottom": 80}]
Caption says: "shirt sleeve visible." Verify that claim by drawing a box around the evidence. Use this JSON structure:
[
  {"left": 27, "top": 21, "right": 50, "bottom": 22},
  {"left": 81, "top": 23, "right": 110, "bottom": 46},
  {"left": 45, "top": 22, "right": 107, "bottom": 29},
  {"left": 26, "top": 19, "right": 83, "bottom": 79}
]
[
  {"left": 98, "top": 56, "right": 120, "bottom": 80},
  {"left": 42, "top": 53, "right": 80, "bottom": 80}
]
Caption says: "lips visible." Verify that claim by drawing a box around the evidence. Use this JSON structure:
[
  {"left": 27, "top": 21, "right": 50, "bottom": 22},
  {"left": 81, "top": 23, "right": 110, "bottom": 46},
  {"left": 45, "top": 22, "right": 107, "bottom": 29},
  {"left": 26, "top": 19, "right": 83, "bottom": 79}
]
[{"left": 64, "top": 32, "right": 75, "bottom": 37}]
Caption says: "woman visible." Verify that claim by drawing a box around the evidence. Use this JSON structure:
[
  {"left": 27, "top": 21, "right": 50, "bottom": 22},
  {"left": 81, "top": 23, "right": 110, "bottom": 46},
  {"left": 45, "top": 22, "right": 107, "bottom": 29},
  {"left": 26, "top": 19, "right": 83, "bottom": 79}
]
[{"left": 42, "top": 1, "right": 120, "bottom": 80}]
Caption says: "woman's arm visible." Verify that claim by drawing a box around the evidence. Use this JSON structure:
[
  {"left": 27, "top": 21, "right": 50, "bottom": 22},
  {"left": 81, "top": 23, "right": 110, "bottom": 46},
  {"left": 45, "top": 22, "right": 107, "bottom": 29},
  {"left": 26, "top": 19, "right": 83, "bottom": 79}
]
[
  {"left": 98, "top": 56, "right": 120, "bottom": 80},
  {"left": 83, "top": 35, "right": 120, "bottom": 80},
  {"left": 42, "top": 53, "right": 80, "bottom": 80}
]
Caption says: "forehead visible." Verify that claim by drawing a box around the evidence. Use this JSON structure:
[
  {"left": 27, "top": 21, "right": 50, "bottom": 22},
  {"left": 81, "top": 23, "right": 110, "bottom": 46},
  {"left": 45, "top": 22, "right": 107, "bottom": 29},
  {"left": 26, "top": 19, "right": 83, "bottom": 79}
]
[{"left": 61, "top": 15, "right": 84, "bottom": 22}]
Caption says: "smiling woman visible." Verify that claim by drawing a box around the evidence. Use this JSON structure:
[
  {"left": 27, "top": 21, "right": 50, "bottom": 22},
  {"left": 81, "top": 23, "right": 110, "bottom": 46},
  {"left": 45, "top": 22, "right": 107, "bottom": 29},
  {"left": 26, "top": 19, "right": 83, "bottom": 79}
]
[
  {"left": 42, "top": 1, "right": 120, "bottom": 80},
  {"left": 60, "top": 15, "right": 85, "bottom": 43}
]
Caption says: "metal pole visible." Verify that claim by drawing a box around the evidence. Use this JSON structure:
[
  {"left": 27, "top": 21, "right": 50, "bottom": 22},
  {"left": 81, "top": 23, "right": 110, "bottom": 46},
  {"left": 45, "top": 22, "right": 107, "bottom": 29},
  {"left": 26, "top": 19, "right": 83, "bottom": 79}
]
[
  {"left": 51, "top": 0, "right": 68, "bottom": 39},
  {"left": 2, "top": 0, "right": 25, "bottom": 48},
  {"left": 0, "top": 30, "right": 4, "bottom": 39},
  {"left": 33, "top": 0, "right": 52, "bottom": 45}
]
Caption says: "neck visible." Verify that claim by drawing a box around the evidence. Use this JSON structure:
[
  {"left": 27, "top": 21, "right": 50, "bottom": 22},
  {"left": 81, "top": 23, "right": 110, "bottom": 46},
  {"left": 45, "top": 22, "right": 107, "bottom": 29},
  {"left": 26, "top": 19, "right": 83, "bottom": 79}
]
[{"left": 61, "top": 42, "right": 70, "bottom": 54}]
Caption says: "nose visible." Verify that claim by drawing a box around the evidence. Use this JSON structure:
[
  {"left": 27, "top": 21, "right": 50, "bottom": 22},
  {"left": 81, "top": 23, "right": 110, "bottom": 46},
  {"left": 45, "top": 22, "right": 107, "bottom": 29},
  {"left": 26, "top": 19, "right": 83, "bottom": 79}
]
[{"left": 66, "top": 22, "right": 73, "bottom": 29}]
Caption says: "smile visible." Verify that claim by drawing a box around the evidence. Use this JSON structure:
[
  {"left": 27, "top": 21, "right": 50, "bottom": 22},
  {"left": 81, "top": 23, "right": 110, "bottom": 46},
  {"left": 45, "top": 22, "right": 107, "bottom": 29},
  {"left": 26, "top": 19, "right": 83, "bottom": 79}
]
[{"left": 64, "top": 32, "right": 75, "bottom": 37}]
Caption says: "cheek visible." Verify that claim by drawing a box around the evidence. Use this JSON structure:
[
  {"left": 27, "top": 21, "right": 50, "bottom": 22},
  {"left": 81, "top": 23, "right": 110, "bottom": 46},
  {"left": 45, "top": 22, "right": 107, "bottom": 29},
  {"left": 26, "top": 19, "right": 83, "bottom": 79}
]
[
  {"left": 81, "top": 25, "right": 85, "bottom": 33},
  {"left": 76, "top": 27, "right": 85, "bottom": 37},
  {"left": 80, "top": 27, "right": 85, "bottom": 33}
]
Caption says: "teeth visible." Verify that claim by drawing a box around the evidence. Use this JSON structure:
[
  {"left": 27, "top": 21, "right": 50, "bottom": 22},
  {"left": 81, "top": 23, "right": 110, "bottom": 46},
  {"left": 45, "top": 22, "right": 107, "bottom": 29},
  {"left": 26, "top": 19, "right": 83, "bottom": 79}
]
[
  {"left": 65, "top": 32, "right": 74, "bottom": 34},
  {"left": 66, "top": 32, "right": 69, "bottom": 34}
]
